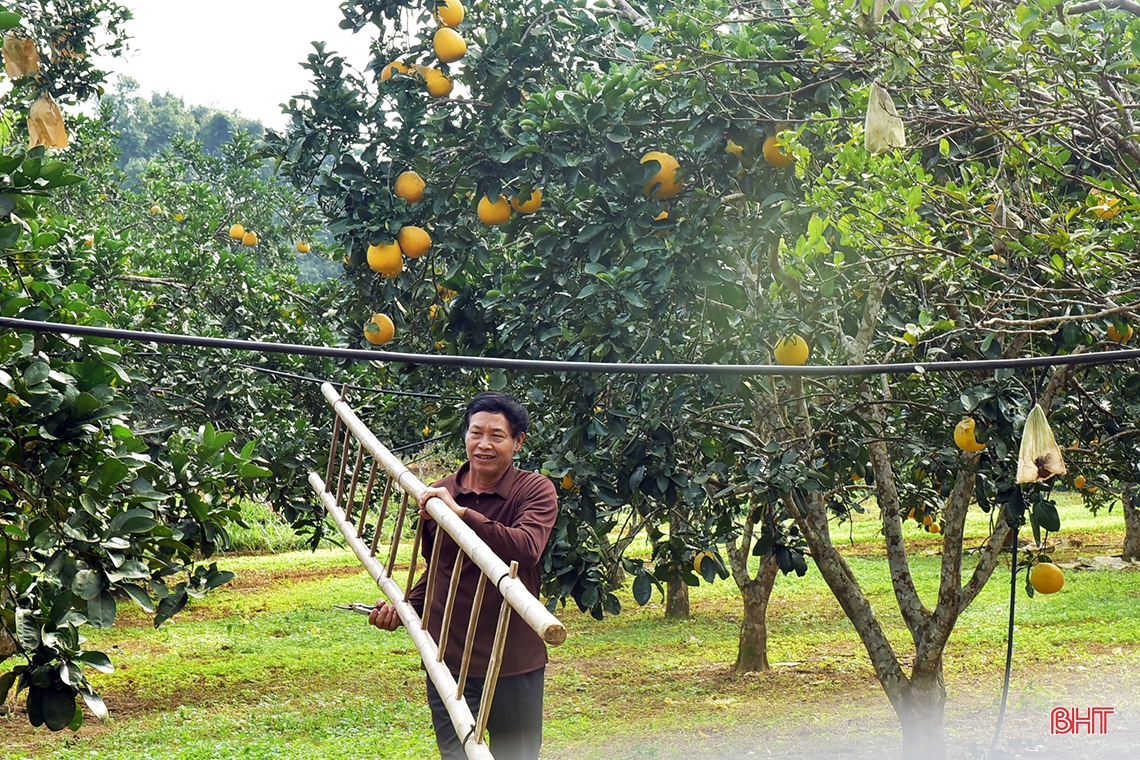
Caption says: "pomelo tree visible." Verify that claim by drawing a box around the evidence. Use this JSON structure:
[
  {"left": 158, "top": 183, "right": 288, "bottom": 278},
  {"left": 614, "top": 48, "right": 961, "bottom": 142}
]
[
  {"left": 0, "top": 1, "right": 284, "bottom": 731},
  {"left": 271, "top": 0, "right": 1140, "bottom": 755}
]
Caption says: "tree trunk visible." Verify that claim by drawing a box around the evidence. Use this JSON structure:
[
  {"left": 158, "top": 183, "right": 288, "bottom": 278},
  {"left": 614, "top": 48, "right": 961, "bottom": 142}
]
[
  {"left": 735, "top": 554, "right": 778, "bottom": 672},
  {"left": 1123, "top": 487, "right": 1140, "bottom": 562},
  {"left": 0, "top": 586, "right": 15, "bottom": 660},
  {"left": 596, "top": 529, "right": 627, "bottom": 588},
  {"left": 897, "top": 658, "right": 949, "bottom": 760},
  {"left": 665, "top": 572, "right": 690, "bottom": 620},
  {"left": 664, "top": 505, "right": 690, "bottom": 620}
]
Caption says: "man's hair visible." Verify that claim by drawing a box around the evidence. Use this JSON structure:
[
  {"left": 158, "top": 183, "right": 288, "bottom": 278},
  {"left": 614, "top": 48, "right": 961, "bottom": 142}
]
[{"left": 464, "top": 391, "right": 529, "bottom": 439}]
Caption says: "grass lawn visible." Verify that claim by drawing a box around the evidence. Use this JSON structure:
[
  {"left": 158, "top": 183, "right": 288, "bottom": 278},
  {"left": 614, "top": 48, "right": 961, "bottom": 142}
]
[{"left": 3, "top": 495, "right": 1139, "bottom": 760}]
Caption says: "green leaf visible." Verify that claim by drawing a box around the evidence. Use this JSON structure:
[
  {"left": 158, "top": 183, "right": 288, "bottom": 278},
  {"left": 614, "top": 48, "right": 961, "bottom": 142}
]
[
  {"left": 605, "top": 125, "right": 632, "bottom": 143},
  {"left": 73, "top": 392, "right": 103, "bottom": 417},
  {"left": 0, "top": 669, "right": 17, "bottom": 704},
  {"left": 0, "top": 11, "right": 23, "bottom": 30},
  {"left": 43, "top": 455, "right": 71, "bottom": 485},
  {"left": 26, "top": 685, "right": 45, "bottom": 727},
  {"left": 154, "top": 586, "right": 188, "bottom": 627},
  {"left": 106, "top": 559, "right": 150, "bottom": 582},
  {"left": 48, "top": 589, "right": 75, "bottom": 627},
  {"left": 205, "top": 569, "right": 235, "bottom": 590},
  {"left": 23, "top": 361, "right": 49, "bottom": 386},
  {"left": 239, "top": 462, "right": 273, "bottom": 478},
  {"left": 78, "top": 685, "right": 109, "bottom": 722},
  {"left": 0, "top": 222, "right": 19, "bottom": 247},
  {"left": 90, "top": 458, "right": 131, "bottom": 494},
  {"left": 1032, "top": 499, "right": 1061, "bottom": 534},
  {"left": 87, "top": 591, "right": 117, "bottom": 628},
  {"left": 42, "top": 687, "right": 77, "bottom": 731},
  {"left": 109, "top": 508, "right": 158, "bottom": 535},
  {"left": 632, "top": 572, "right": 652, "bottom": 605},
  {"left": 121, "top": 583, "right": 154, "bottom": 613},
  {"left": 15, "top": 607, "right": 40, "bottom": 649},
  {"left": 71, "top": 568, "right": 103, "bottom": 600},
  {"left": 76, "top": 651, "right": 113, "bottom": 674}
]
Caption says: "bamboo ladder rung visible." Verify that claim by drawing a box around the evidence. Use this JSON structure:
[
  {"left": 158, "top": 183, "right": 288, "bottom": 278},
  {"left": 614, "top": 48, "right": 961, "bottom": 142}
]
[{"left": 475, "top": 561, "right": 519, "bottom": 744}]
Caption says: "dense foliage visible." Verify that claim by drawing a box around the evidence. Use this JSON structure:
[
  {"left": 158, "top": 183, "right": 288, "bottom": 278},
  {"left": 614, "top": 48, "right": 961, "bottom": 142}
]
[{"left": 270, "top": 0, "right": 1140, "bottom": 755}]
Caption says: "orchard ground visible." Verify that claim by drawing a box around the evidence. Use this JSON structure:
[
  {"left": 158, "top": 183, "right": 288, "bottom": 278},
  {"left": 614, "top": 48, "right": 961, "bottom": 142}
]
[{"left": 2, "top": 496, "right": 1138, "bottom": 760}]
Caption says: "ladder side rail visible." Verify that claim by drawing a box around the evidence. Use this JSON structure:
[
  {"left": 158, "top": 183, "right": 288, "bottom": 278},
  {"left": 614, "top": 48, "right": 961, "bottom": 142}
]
[{"left": 310, "top": 473, "right": 493, "bottom": 760}]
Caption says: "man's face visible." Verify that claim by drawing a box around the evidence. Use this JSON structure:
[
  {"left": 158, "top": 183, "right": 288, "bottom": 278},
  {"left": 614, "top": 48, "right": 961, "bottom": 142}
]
[{"left": 465, "top": 411, "right": 522, "bottom": 483}]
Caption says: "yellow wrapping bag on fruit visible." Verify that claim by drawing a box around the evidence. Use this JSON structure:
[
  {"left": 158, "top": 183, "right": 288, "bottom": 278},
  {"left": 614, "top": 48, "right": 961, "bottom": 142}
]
[
  {"left": 28, "top": 93, "right": 68, "bottom": 150},
  {"left": 864, "top": 82, "right": 906, "bottom": 155},
  {"left": 1016, "top": 404, "right": 1066, "bottom": 483},
  {"left": 3, "top": 33, "right": 40, "bottom": 79}
]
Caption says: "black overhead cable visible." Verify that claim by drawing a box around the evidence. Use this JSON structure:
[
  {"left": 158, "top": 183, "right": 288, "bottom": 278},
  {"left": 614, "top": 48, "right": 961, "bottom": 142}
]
[
  {"left": 129, "top": 352, "right": 461, "bottom": 401},
  {"left": 4, "top": 316, "right": 1140, "bottom": 377}
]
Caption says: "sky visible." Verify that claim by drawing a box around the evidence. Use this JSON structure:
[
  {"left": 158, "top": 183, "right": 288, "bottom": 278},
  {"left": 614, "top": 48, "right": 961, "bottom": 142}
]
[{"left": 103, "top": 0, "right": 375, "bottom": 130}]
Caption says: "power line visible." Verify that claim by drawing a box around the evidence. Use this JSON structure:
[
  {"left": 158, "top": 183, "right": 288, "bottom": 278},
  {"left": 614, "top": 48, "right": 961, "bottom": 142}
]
[
  {"left": 5, "top": 316, "right": 1140, "bottom": 377},
  {"left": 130, "top": 352, "right": 461, "bottom": 400}
]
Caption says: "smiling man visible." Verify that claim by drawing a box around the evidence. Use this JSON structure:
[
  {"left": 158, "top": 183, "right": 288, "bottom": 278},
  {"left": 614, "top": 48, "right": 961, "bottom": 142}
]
[{"left": 369, "top": 391, "right": 558, "bottom": 760}]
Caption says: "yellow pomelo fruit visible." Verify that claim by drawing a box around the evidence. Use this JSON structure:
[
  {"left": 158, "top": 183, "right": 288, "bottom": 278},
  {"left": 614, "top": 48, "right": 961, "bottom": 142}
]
[
  {"left": 561, "top": 473, "right": 574, "bottom": 490},
  {"left": 1088, "top": 189, "right": 1121, "bottom": 220},
  {"left": 953, "top": 417, "right": 986, "bottom": 453},
  {"left": 640, "top": 151, "right": 682, "bottom": 199},
  {"left": 725, "top": 139, "right": 744, "bottom": 158},
  {"left": 149, "top": 204, "right": 163, "bottom": 216},
  {"left": 434, "top": 0, "right": 465, "bottom": 27},
  {"left": 229, "top": 223, "right": 246, "bottom": 240},
  {"left": 397, "top": 225, "right": 431, "bottom": 258},
  {"left": 693, "top": 551, "right": 715, "bottom": 574},
  {"left": 773, "top": 334, "right": 809, "bottom": 366},
  {"left": 1107, "top": 323, "right": 1133, "bottom": 343},
  {"left": 296, "top": 241, "right": 311, "bottom": 253},
  {"left": 242, "top": 230, "right": 259, "bottom": 246},
  {"left": 511, "top": 189, "right": 543, "bottom": 214},
  {"left": 380, "top": 61, "right": 411, "bottom": 81},
  {"left": 1030, "top": 562, "right": 1064, "bottom": 594},
  {"left": 929, "top": 523, "right": 942, "bottom": 534},
  {"left": 434, "top": 28, "right": 467, "bottom": 64},
  {"left": 424, "top": 68, "right": 453, "bottom": 98},
  {"left": 364, "top": 313, "right": 395, "bottom": 345},
  {"left": 762, "top": 134, "right": 793, "bottom": 169},
  {"left": 367, "top": 241, "right": 404, "bottom": 277},
  {"left": 478, "top": 194, "right": 512, "bottom": 225},
  {"left": 1074, "top": 475, "right": 1087, "bottom": 489},
  {"left": 173, "top": 213, "right": 185, "bottom": 222},
  {"left": 395, "top": 171, "right": 426, "bottom": 203}
]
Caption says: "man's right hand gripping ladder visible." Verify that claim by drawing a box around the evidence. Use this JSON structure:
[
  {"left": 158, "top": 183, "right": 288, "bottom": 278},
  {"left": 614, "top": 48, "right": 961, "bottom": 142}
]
[{"left": 308, "top": 383, "right": 566, "bottom": 760}]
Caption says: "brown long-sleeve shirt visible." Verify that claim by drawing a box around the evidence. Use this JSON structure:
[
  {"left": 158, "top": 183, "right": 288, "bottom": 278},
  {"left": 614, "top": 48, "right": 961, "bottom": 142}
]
[{"left": 406, "top": 462, "right": 558, "bottom": 678}]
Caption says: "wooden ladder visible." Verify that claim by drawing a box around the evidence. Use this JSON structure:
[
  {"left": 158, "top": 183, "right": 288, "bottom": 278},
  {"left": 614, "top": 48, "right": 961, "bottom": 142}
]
[{"left": 307, "top": 383, "right": 566, "bottom": 760}]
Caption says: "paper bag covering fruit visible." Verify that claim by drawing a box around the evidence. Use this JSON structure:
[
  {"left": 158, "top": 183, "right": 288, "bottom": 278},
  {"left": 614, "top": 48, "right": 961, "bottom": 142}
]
[
  {"left": 28, "top": 93, "right": 68, "bottom": 150},
  {"left": 2, "top": 32, "right": 40, "bottom": 79},
  {"left": 1016, "top": 404, "right": 1066, "bottom": 484},
  {"left": 864, "top": 82, "right": 906, "bottom": 155}
]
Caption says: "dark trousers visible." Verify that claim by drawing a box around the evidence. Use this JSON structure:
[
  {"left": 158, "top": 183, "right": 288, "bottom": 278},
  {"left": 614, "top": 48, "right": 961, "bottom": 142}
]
[{"left": 426, "top": 667, "right": 544, "bottom": 760}]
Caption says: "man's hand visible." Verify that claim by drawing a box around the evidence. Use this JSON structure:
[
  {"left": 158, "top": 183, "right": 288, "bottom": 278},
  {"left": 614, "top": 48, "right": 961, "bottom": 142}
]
[
  {"left": 368, "top": 599, "right": 401, "bottom": 631},
  {"left": 419, "top": 486, "right": 466, "bottom": 520}
]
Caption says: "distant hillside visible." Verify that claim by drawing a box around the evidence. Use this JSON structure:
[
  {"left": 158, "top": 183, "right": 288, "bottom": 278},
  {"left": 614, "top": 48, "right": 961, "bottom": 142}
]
[{"left": 106, "top": 76, "right": 266, "bottom": 182}]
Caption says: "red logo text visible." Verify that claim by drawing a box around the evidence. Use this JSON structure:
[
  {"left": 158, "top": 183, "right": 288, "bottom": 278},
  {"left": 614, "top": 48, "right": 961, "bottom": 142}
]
[{"left": 1050, "top": 706, "right": 1114, "bottom": 735}]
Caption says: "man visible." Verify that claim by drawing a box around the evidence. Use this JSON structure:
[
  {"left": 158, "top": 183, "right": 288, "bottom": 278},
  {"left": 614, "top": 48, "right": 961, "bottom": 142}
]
[{"left": 369, "top": 391, "right": 558, "bottom": 760}]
